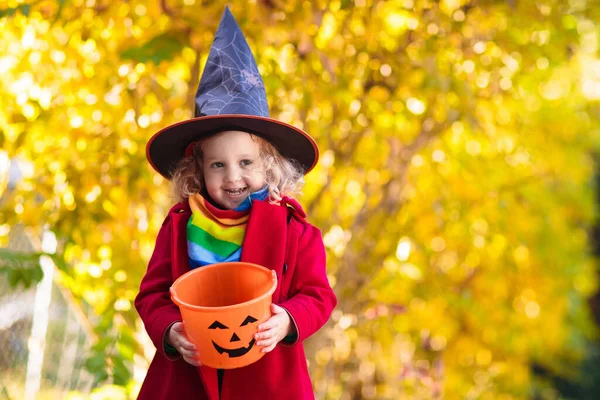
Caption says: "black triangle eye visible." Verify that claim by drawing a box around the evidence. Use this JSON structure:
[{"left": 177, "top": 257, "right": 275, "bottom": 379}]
[
  {"left": 240, "top": 315, "right": 257, "bottom": 326},
  {"left": 208, "top": 321, "right": 228, "bottom": 329}
]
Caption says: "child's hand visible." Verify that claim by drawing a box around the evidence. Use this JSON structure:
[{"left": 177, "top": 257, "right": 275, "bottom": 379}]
[
  {"left": 255, "top": 304, "right": 294, "bottom": 353},
  {"left": 167, "top": 322, "right": 202, "bottom": 366}
]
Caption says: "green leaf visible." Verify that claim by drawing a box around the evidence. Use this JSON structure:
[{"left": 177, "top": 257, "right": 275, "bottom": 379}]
[
  {"left": 340, "top": 0, "right": 354, "bottom": 9},
  {"left": 0, "top": 249, "right": 44, "bottom": 288},
  {"left": 116, "top": 342, "right": 135, "bottom": 361},
  {"left": 120, "top": 33, "right": 186, "bottom": 64},
  {"left": 91, "top": 337, "right": 113, "bottom": 352},
  {"left": 91, "top": 370, "right": 109, "bottom": 386},
  {"left": 50, "top": 254, "right": 69, "bottom": 272},
  {"left": 85, "top": 353, "right": 106, "bottom": 372},
  {"left": 111, "top": 357, "right": 131, "bottom": 386},
  {"left": 0, "top": 4, "right": 31, "bottom": 18}
]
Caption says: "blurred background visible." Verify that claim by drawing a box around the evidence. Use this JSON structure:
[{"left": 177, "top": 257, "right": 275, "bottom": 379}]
[{"left": 1, "top": 0, "right": 600, "bottom": 399}]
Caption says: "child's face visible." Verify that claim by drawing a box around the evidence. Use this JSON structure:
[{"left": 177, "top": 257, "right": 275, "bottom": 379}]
[{"left": 201, "top": 130, "right": 266, "bottom": 210}]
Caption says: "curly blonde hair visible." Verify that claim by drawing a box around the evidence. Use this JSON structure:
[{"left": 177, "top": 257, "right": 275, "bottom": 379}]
[{"left": 171, "top": 132, "right": 305, "bottom": 203}]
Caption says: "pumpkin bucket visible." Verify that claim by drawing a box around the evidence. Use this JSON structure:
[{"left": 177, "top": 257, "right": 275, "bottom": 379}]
[{"left": 170, "top": 262, "right": 277, "bottom": 369}]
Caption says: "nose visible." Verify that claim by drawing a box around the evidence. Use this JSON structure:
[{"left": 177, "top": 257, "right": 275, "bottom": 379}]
[
  {"left": 225, "top": 166, "right": 242, "bottom": 182},
  {"left": 230, "top": 333, "right": 240, "bottom": 342}
]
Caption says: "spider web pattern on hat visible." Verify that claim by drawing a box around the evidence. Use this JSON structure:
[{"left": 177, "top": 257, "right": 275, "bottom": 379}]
[{"left": 195, "top": 9, "right": 270, "bottom": 118}]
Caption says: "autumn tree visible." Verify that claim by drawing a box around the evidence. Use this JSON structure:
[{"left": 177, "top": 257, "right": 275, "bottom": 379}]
[{"left": 1, "top": 0, "right": 599, "bottom": 398}]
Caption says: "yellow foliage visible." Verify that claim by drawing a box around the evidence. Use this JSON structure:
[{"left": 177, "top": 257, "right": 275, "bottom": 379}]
[{"left": 1, "top": 0, "right": 599, "bottom": 398}]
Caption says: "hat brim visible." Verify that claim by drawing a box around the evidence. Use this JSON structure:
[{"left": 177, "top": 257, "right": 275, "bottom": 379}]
[{"left": 146, "top": 114, "right": 319, "bottom": 179}]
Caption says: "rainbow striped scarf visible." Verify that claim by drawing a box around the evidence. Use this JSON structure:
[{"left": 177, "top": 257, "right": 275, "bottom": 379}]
[
  {"left": 187, "top": 189, "right": 270, "bottom": 268},
  {"left": 187, "top": 195, "right": 251, "bottom": 269}
]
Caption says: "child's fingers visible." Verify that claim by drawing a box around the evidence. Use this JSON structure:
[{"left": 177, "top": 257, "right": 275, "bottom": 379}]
[
  {"left": 256, "top": 327, "right": 286, "bottom": 348},
  {"left": 257, "top": 324, "right": 273, "bottom": 333},
  {"left": 257, "top": 337, "right": 277, "bottom": 348},
  {"left": 170, "top": 323, "right": 197, "bottom": 349},
  {"left": 173, "top": 331, "right": 195, "bottom": 349},
  {"left": 255, "top": 309, "right": 291, "bottom": 350},
  {"left": 271, "top": 303, "right": 286, "bottom": 314},
  {"left": 257, "top": 319, "right": 274, "bottom": 331},
  {"left": 178, "top": 340, "right": 196, "bottom": 350},
  {"left": 255, "top": 325, "right": 276, "bottom": 340},
  {"left": 171, "top": 322, "right": 185, "bottom": 332},
  {"left": 174, "top": 334, "right": 199, "bottom": 358},
  {"left": 256, "top": 334, "right": 272, "bottom": 346},
  {"left": 178, "top": 341, "right": 198, "bottom": 355},
  {"left": 174, "top": 334, "right": 198, "bottom": 355},
  {"left": 258, "top": 312, "right": 285, "bottom": 331},
  {"left": 183, "top": 355, "right": 202, "bottom": 367},
  {"left": 179, "top": 347, "right": 199, "bottom": 359},
  {"left": 169, "top": 325, "right": 199, "bottom": 358},
  {"left": 261, "top": 342, "right": 277, "bottom": 353}
]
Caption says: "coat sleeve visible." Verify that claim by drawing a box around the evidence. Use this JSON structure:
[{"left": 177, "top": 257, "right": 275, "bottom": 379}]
[
  {"left": 279, "top": 223, "right": 337, "bottom": 344},
  {"left": 134, "top": 214, "right": 183, "bottom": 358}
]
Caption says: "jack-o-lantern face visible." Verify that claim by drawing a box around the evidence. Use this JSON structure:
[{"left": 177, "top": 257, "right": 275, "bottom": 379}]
[{"left": 208, "top": 315, "right": 258, "bottom": 358}]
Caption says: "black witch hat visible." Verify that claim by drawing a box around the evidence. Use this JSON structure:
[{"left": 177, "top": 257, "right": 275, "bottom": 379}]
[{"left": 146, "top": 6, "right": 318, "bottom": 179}]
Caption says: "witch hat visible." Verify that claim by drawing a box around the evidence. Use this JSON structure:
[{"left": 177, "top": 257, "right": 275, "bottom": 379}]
[{"left": 146, "top": 6, "right": 318, "bottom": 179}]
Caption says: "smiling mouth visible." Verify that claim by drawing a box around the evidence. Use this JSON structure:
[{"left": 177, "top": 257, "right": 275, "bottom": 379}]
[
  {"left": 212, "top": 339, "right": 256, "bottom": 358},
  {"left": 224, "top": 187, "right": 247, "bottom": 196}
]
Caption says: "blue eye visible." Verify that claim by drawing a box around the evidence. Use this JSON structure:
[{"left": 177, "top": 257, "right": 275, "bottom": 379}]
[
  {"left": 241, "top": 159, "right": 252, "bottom": 166},
  {"left": 211, "top": 162, "right": 224, "bottom": 168}
]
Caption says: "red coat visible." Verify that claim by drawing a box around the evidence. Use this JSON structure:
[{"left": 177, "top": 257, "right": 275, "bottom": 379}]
[{"left": 135, "top": 198, "right": 337, "bottom": 399}]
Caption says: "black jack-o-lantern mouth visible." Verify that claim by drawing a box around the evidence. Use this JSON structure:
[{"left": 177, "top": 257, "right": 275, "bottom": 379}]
[
  {"left": 212, "top": 338, "right": 256, "bottom": 357},
  {"left": 208, "top": 315, "right": 258, "bottom": 358}
]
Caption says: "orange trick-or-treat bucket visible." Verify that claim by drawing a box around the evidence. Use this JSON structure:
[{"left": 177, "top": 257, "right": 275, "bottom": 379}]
[{"left": 170, "top": 262, "right": 277, "bottom": 369}]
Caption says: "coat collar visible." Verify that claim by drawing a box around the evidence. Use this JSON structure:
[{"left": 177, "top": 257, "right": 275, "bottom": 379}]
[
  {"left": 168, "top": 195, "right": 306, "bottom": 221},
  {"left": 168, "top": 198, "right": 300, "bottom": 286}
]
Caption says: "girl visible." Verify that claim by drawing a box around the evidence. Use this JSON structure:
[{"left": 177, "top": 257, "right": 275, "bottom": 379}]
[{"left": 135, "top": 7, "right": 337, "bottom": 400}]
